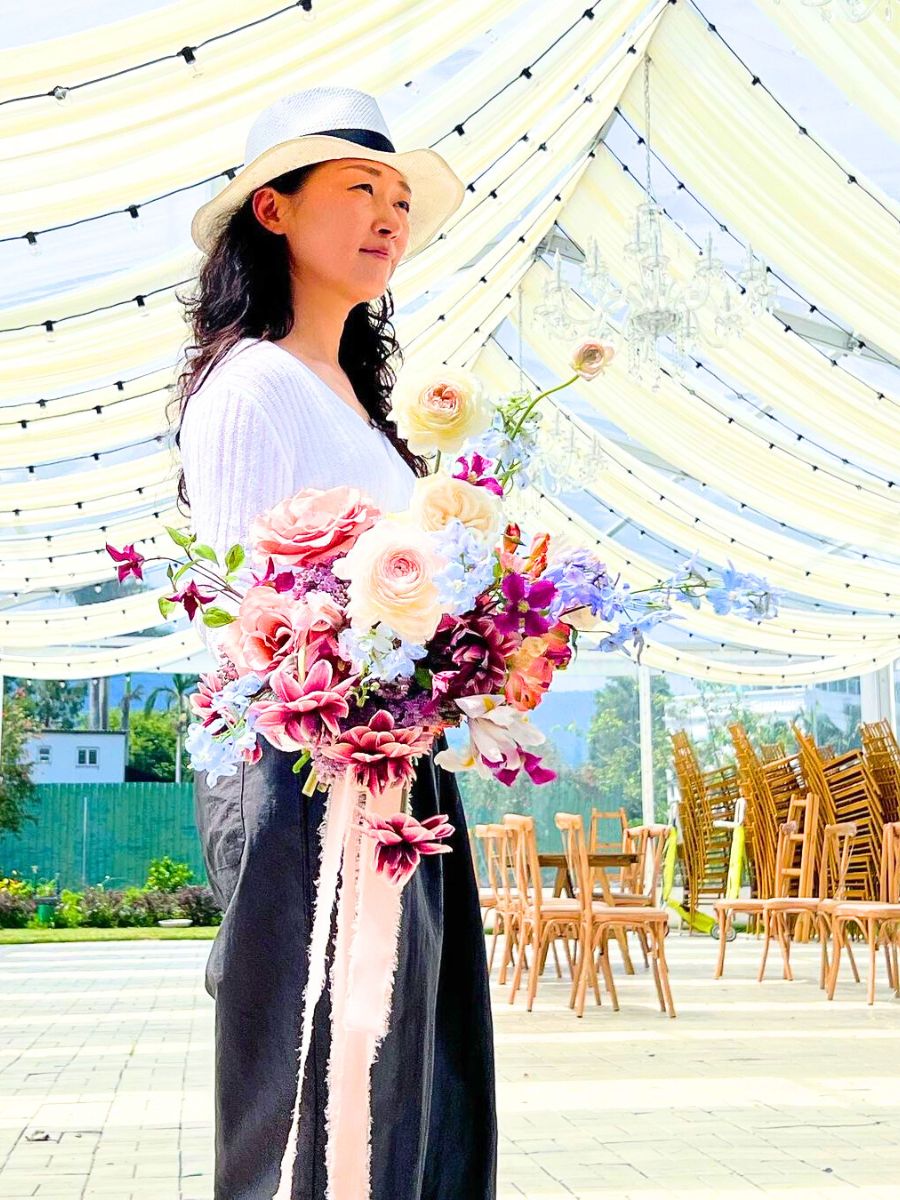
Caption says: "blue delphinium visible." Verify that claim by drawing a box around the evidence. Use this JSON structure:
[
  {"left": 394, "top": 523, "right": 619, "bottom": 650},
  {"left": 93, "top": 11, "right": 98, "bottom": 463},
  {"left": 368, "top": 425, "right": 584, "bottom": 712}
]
[
  {"left": 706, "top": 561, "right": 779, "bottom": 619},
  {"left": 185, "top": 721, "right": 243, "bottom": 787},
  {"left": 543, "top": 549, "right": 632, "bottom": 625},
  {"left": 337, "top": 624, "right": 427, "bottom": 684},
  {"left": 430, "top": 518, "right": 496, "bottom": 615}
]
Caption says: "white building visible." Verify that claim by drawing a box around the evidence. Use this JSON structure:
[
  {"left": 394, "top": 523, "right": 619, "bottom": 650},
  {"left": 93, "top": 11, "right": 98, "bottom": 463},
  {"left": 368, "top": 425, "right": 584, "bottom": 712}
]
[{"left": 24, "top": 730, "right": 127, "bottom": 784}]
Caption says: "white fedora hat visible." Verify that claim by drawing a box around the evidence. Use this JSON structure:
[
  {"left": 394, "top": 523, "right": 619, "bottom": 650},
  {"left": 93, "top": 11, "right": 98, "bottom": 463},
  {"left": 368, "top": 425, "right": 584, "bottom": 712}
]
[{"left": 191, "top": 86, "right": 465, "bottom": 259}]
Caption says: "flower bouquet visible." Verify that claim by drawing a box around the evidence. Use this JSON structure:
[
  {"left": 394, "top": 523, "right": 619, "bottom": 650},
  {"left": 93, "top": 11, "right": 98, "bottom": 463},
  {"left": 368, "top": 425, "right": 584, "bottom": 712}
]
[{"left": 106, "top": 339, "right": 776, "bottom": 1199}]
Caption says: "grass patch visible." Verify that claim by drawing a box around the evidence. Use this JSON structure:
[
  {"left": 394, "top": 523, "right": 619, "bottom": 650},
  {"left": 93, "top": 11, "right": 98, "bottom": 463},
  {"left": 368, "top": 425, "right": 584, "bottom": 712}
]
[{"left": 0, "top": 926, "right": 219, "bottom": 944}]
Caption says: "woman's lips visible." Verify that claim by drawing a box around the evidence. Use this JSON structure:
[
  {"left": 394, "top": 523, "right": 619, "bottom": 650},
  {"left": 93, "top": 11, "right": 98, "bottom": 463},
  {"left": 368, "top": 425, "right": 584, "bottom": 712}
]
[{"left": 361, "top": 249, "right": 390, "bottom": 259}]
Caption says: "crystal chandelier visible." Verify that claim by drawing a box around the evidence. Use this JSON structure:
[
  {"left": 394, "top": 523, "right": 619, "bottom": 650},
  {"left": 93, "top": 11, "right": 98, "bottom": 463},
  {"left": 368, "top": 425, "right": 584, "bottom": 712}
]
[
  {"left": 776, "top": 0, "right": 895, "bottom": 21},
  {"left": 535, "top": 55, "right": 774, "bottom": 391}
]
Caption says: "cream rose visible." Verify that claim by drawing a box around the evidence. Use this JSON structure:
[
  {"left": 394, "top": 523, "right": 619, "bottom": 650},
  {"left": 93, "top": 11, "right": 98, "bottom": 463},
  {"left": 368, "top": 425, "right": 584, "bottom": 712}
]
[
  {"left": 407, "top": 473, "right": 503, "bottom": 541},
  {"left": 388, "top": 367, "right": 494, "bottom": 455},
  {"left": 570, "top": 339, "right": 615, "bottom": 380},
  {"left": 331, "top": 519, "right": 447, "bottom": 643}
]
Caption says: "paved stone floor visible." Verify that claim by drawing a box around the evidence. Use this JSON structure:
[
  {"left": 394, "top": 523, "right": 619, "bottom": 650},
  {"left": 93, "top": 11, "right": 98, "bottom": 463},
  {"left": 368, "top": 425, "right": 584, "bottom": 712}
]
[{"left": 0, "top": 933, "right": 897, "bottom": 1199}]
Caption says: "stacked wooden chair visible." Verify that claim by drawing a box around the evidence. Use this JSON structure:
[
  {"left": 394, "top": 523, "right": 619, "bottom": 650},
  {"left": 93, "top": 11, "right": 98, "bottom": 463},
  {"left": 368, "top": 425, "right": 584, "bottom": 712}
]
[
  {"left": 671, "top": 730, "right": 739, "bottom": 925},
  {"left": 860, "top": 720, "right": 900, "bottom": 827},
  {"left": 794, "top": 723, "right": 884, "bottom": 903}
]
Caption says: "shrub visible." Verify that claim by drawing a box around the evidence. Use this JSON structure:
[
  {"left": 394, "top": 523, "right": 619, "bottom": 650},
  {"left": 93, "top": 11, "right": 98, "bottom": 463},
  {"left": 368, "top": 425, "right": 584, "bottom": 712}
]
[
  {"left": 146, "top": 856, "right": 194, "bottom": 893},
  {"left": 55, "top": 889, "right": 85, "bottom": 928},
  {"left": 173, "top": 885, "right": 222, "bottom": 926},
  {"left": 0, "top": 889, "right": 34, "bottom": 928},
  {"left": 78, "top": 886, "right": 121, "bottom": 928}
]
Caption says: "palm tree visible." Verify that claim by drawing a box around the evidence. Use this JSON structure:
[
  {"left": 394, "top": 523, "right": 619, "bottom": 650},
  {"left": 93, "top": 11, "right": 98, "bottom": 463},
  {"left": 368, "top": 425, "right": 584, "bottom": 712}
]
[
  {"left": 120, "top": 673, "right": 145, "bottom": 736},
  {"left": 143, "top": 674, "right": 198, "bottom": 783}
]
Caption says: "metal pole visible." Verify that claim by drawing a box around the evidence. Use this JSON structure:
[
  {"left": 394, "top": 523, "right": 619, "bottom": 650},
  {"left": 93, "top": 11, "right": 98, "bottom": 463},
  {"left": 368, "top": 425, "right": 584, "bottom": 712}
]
[
  {"left": 638, "top": 665, "right": 655, "bottom": 827},
  {"left": 81, "top": 794, "right": 89, "bottom": 887}
]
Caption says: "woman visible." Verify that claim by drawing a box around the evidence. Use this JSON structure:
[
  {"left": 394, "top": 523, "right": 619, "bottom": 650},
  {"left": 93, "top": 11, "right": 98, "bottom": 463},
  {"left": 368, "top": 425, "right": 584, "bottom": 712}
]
[{"left": 174, "top": 87, "right": 497, "bottom": 1200}]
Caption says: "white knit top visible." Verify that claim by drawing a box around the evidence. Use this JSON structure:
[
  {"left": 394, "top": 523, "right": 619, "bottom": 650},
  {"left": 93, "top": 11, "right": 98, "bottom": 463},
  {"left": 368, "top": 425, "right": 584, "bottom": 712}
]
[{"left": 178, "top": 336, "right": 418, "bottom": 661}]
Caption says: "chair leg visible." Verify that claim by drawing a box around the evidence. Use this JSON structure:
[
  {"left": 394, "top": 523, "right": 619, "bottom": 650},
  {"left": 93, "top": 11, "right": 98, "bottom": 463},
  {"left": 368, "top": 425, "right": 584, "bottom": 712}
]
[
  {"left": 487, "top": 913, "right": 500, "bottom": 973},
  {"left": 827, "top": 918, "right": 844, "bottom": 1000},
  {"left": 714, "top": 908, "right": 729, "bottom": 979},
  {"left": 597, "top": 927, "right": 619, "bottom": 1011},
  {"left": 527, "top": 925, "right": 550, "bottom": 1013},
  {"left": 867, "top": 919, "right": 877, "bottom": 1007},
  {"left": 845, "top": 934, "right": 861, "bottom": 984},
  {"left": 509, "top": 920, "right": 529, "bottom": 1005},
  {"left": 757, "top": 909, "right": 774, "bottom": 982},
  {"left": 777, "top": 913, "right": 794, "bottom": 982},
  {"left": 652, "top": 923, "right": 677, "bottom": 1018},
  {"left": 649, "top": 930, "right": 666, "bottom": 1013},
  {"left": 612, "top": 926, "right": 635, "bottom": 975}
]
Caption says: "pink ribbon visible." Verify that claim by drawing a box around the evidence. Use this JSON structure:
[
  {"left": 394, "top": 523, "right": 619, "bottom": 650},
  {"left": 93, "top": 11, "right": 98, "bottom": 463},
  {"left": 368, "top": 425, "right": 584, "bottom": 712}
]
[{"left": 273, "top": 768, "right": 409, "bottom": 1200}]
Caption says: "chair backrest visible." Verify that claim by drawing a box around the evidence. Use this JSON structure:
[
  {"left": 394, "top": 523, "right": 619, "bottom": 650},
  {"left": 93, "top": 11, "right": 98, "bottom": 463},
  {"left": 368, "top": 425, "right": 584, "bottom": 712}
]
[
  {"left": 819, "top": 822, "right": 858, "bottom": 901},
  {"left": 469, "top": 828, "right": 485, "bottom": 889},
  {"left": 628, "top": 823, "right": 670, "bottom": 903},
  {"left": 773, "top": 820, "right": 800, "bottom": 899},
  {"left": 475, "top": 824, "right": 516, "bottom": 908},
  {"left": 504, "top": 814, "right": 543, "bottom": 913},
  {"left": 590, "top": 807, "right": 628, "bottom": 884},
  {"left": 555, "top": 811, "right": 600, "bottom": 916},
  {"left": 879, "top": 821, "right": 900, "bottom": 904}
]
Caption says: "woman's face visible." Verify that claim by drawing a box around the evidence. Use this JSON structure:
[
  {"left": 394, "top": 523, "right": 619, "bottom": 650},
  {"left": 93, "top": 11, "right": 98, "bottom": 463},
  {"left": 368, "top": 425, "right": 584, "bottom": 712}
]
[{"left": 251, "top": 157, "right": 412, "bottom": 303}]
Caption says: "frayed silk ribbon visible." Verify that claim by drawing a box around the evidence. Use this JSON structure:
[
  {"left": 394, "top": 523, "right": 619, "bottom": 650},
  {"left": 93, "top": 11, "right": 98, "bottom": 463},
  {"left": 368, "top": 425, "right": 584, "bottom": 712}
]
[{"left": 273, "top": 768, "right": 408, "bottom": 1200}]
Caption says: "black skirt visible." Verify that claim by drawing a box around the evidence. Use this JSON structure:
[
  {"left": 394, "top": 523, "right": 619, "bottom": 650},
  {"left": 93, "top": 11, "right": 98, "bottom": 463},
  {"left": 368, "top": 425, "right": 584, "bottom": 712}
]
[{"left": 194, "top": 731, "right": 498, "bottom": 1200}]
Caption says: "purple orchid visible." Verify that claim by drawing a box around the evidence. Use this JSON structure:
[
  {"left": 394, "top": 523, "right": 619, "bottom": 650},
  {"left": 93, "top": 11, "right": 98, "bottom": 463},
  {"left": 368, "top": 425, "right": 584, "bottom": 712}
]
[
  {"left": 494, "top": 572, "right": 558, "bottom": 638},
  {"left": 165, "top": 580, "right": 218, "bottom": 621},
  {"left": 105, "top": 542, "right": 145, "bottom": 583},
  {"left": 452, "top": 452, "right": 503, "bottom": 496}
]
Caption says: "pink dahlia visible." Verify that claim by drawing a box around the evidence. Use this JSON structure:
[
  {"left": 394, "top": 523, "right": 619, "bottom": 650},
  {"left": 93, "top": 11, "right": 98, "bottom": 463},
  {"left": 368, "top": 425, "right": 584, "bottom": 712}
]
[
  {"left": 321, "top": 710, "right": 433, "bottom": 795},
  {"left": 363, "top": 812, "right": 455, "bottom": 886},
  {"left": 251, "top": 659, "right": 354, "bottom": 752}
]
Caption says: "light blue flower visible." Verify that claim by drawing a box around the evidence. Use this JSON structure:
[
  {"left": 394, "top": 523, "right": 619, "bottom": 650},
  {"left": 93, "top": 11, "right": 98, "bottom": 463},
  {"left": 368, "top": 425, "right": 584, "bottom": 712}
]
[
  {"left": 430, "top": 519, "right": 495, "bottom": 614},
  {"left": 185, "top": 721, "right": 241, "bottom": 787}
]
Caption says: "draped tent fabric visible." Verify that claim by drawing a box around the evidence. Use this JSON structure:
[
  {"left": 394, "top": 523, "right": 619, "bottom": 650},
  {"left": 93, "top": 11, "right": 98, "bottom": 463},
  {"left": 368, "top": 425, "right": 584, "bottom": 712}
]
[
  {"left": 1, "top": 0, "right": 657, "bottom": 401},
  {"left": 3, "top": 0, "right": 898, "bottom": 690},
  {"left": 518, "top": 264, "right": 900, "bottom": 554},
  {"left": 754, "top": 0, "right": 900, "bottom": 141},
  {"left": 618, "top": 0, "right": 900, "bottom": 361},
  {"left": 0, "top": 0, "right": 287, "bottom": 99},
  {"left": 477, "top": 342, "right": 900, "bottom": 613},
  {"left": 0, "top": 0, "right": 525, "bottom": 236},
  {"left": 560, "top": 146, "right": 900, "bottom": 476}
]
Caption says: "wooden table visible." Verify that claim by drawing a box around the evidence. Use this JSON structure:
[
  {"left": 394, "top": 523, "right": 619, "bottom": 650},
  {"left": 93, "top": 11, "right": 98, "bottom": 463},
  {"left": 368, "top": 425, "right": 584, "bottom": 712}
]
[{"left": 538, "top": 851, "right": 639, "bottom": 898}]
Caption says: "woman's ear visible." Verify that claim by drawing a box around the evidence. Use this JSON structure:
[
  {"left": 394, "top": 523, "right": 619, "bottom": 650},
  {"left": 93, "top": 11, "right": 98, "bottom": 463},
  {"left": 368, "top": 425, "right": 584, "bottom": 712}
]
[{"left": 251, "top": 186, "right": 286, "bottom": 237}]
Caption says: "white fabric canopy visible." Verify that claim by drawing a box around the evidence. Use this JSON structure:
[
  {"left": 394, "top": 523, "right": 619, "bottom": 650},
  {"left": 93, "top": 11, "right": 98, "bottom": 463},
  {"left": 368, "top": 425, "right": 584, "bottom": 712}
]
[
  {"left": 617, "top": 1, "right": 900, "bottom": 361},
  {"left": 755, "top": 0, "right": 900, "bottom": 142}
]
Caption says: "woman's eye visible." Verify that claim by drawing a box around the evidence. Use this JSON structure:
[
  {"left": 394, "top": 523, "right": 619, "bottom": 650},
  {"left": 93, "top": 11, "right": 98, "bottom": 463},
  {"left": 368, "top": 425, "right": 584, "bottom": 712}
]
[{"left": 354, "top": 182, "right": 410, "bottom": 211}]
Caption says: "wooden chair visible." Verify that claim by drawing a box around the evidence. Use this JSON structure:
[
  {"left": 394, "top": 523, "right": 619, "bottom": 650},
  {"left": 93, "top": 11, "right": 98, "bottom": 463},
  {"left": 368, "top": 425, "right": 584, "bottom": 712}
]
[
  {"left": 556, "top": 812, "right": 676, "bottom": 1018},
  {"left": 759, "top": 820, "right": 857, "bottom": 986},
  {"left": 473, "top": 824, "right": 513, "bottom": 977},
  {"left": 589, "top": 807, "right": 628, "bottom": 886},
  {"left": 714, "top": 792, "right": 818, "bottom": 978},
  {"left": 504, "top": 815, "right": 580, "bottom": 1011},
  {"left": 827, "top": 822, "right": 900, "bottom": 1005}
]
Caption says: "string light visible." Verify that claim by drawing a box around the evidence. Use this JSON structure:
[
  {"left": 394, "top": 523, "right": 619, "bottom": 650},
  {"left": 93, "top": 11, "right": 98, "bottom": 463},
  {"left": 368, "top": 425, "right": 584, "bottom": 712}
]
[
  {"left": 0, "top": 0, "right": 615, "bottom": 248},
  {"left": 0, "top": 3, "right": 317, "bottom": 109},
  {"left": 25, "top": 232, "right": 40, "bottom": 257}
]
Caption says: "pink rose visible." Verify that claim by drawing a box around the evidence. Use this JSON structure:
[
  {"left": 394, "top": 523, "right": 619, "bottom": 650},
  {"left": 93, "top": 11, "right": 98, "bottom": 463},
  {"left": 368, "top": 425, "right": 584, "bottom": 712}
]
[
  {"left": 218, "top": 587, "right": 304, "bottom": 675},
  {"left": 250, "top": 486, "right": 381, "bottom": 568}
]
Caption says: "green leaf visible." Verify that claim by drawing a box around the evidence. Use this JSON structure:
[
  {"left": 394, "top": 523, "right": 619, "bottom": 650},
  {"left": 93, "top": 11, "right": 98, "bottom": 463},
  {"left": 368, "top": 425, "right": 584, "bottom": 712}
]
[
  {"left": 172, "top": 561, "right": 192, "bottom": 582},
  {"left": 225, "top": 543, "right": 245, "bottom": 573},
  {"left": 157, "top": 597, "right": 176, "bottom": 619},
  {"left": 201, "top": 607, "right": 236, "bottom": 627},
  {"left": 164, "top": 525, "right": 195, "bottom": 550},
  {"left": 414, "top": 666, "right": 433, "bottom": 690},
  {"left": 193, "top": 544, "right": 219, "bottom": 564}
]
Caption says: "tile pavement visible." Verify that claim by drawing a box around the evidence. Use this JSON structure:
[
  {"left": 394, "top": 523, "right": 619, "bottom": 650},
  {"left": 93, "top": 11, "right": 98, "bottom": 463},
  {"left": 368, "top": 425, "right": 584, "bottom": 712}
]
[{"left": 0, "top": 933, "right": 897, "bottom": 1199}]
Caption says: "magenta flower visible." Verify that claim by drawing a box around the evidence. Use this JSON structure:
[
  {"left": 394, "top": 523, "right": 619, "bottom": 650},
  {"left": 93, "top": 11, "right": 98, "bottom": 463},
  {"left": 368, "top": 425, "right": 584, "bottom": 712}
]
[
  {"left": 189, "top": 671, "right": 225, "bottom": 728},
  {"left": 452, "top": 452, "right": 503, "bottom": 496},
  {"left": 429, "top": 596, "right": 517, "bottom": 702},
  {"left": 363, "top": 812, "right": 455, "bottom": 886},
  {"left": 165, "top": 580, "right": 218, "bottom": 621},
  {"left": 106, "top": 542, "right": 145, "bottom": 583},
  {"left": 493, "top": 572, "right": 557, "bottom": 638},
  {"left": 492, "top": 751, "right": 556, "bottom": 787},
  {"left": 252, "top": 659, "right": 354, "bottom": 751},
  {"left": 321, "top": 710, "right": 433, "bottom": 795}
]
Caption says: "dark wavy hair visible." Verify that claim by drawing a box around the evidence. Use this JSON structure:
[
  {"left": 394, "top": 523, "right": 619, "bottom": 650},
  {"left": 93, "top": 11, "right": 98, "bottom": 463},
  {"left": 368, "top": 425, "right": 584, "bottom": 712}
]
[{"left": 170, "top": 163, "right": 429, "bottom": 515}]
